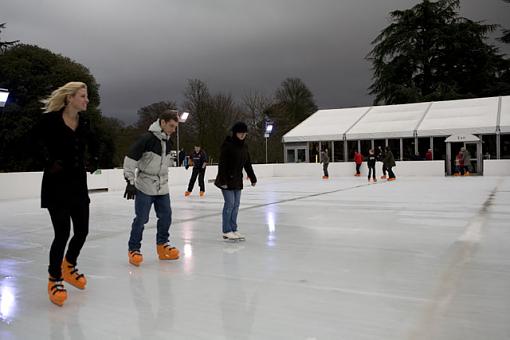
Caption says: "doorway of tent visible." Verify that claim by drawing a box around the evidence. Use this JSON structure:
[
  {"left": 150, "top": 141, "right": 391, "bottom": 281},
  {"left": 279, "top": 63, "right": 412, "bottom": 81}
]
[{"left": 445, "top": 134, "right": 483, "bottom": 176}]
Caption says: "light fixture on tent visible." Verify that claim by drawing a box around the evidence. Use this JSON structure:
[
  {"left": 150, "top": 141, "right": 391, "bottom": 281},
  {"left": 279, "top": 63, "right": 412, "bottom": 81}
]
[{"left": 0, "top": 88, "right": 9, "bottom": 108}]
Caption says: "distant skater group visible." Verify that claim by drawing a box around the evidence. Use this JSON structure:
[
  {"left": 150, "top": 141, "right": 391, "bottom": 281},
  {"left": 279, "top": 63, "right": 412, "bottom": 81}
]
[{"left": 319, "top": 145, "right": 397, "bottom": 182}]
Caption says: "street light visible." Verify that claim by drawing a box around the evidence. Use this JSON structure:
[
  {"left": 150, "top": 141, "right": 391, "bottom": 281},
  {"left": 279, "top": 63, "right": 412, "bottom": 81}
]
[
  {"left": 264, "top": 119, "right": 274, "bottom": 164},
  {"left": 176, "top": 111, "right": 189, "bottom": 166},
  {"left": 0, "top": 88, "right": 9, "bottom": 108}
]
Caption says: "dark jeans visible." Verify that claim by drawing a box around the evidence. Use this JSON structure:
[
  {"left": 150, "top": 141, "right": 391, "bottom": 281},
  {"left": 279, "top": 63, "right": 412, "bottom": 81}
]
[
  {"left": 355, "top": 163, "right": 361, "bottom": 174},
  {"left": 187, "top": 167, "right": 205, "bottom": 192},
  {"left": 323, "top": 163, "right": 329, "bottom": 177},
  {"left": 48, "top": 204, "right": 89, "bottom": 279},
  {"left": 368, "top": 166, "right": 376, "bottom": 179},
  {"left": 128, "top": 190, "right": 172, "bottom": 251},
  {"left": 221, "top": 189, "right": 241, "bottom": 233},
  {"left": 382, "top": 164, "right": 387, "bottom": 176}
]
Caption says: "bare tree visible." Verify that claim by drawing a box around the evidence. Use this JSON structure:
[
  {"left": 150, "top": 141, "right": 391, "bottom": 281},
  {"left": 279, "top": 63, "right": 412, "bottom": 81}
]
[{"left": 0, "top": 23, "right": 19, "bottom": 52}]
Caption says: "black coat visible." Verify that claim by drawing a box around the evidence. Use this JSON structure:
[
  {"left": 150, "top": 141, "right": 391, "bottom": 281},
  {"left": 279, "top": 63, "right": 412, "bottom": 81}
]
[
  {"left": 215, "top": 136, "right": 257, "bottom": 190},
  {"left": 35, "top": 111, "right": 99, "bottom": 208}
]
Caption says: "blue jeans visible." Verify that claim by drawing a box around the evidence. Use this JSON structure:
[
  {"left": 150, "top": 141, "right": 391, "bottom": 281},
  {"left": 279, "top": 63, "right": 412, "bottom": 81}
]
[
  {"left": 128, "top": 190, "right": 172, "bottom": 251},
  {"left": 221, "top": 189, "right": 241, "bottom": 233}
]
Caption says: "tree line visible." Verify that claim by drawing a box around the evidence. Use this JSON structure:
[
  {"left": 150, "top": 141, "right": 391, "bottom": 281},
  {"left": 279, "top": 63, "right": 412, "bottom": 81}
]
[{"left": 1, "top": 0, "right": 510, "bottom": 171}]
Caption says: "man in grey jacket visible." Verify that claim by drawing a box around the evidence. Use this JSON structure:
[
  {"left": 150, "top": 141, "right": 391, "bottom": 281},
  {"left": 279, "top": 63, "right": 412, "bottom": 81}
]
[{"left": 123, "top": 110, "right": 180, "bottom": 266}]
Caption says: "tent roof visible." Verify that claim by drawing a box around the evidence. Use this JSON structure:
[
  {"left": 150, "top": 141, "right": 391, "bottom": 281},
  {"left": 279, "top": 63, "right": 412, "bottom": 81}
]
[
  {"left": 283, "top": 96, "right": 508, "bottom": 143},
  {"left": 346, "top": 102, "right": 430, "bottom": 140},
  {"left": 500, "top": 96, "right": 510, "bottom": 133},
  {"left": 282, "top": 107, "right": 369, "bottom": 142},
  {"left": 416, "top": 97, "right": 500, "bottom": 136}
]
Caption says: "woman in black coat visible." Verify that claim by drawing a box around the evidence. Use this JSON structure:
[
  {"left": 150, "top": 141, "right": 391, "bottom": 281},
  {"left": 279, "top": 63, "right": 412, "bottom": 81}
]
[
  {"left": 215, "top": 122, "right": 257, "bottom": 241},
  {"left": 37, "top": 82, "right": 99, "bottom": 306}
]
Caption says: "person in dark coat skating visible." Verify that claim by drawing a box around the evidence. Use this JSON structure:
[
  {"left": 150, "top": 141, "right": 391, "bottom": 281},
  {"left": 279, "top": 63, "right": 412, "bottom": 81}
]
[{"left": 215, "top": 122, "right": 257, "bottom": 241}]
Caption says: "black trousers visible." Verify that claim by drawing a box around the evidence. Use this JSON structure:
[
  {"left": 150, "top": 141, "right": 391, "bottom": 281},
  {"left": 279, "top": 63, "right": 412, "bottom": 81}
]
[
  {"left": 387, "top": 166, "right": 396, "bottom": 179},
  {"left": 368, "top": 166, "right": 376, "bottom": 179},
  {"left": 187, "top": 168, "right": 206, "bottom": 192},
  {"left": 47, "top": 204, "right": 89, "bottom": 279},
  {"left": 323, "top": 163, "right": 329, "bottom": 177}
]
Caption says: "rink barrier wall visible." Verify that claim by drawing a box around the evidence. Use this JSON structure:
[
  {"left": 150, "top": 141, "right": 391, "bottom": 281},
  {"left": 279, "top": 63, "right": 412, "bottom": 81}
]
[
  {"left": 483, "top": 160, "right": 510, "bottom": 176},
  {"left": 6, "top": 159, "right": 510, "bottom": 200}
]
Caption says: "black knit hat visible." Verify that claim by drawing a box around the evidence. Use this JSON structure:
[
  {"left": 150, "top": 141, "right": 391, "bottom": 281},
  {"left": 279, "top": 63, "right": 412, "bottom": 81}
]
[{"left": 231, "top": 122, "right": 248, "bottom": 134}]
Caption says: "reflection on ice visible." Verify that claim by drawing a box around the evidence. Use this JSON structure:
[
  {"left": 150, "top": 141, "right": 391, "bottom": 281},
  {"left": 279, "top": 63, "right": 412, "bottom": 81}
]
[{"left": 0, "top": 282, "right": 16, "bottom": 324}]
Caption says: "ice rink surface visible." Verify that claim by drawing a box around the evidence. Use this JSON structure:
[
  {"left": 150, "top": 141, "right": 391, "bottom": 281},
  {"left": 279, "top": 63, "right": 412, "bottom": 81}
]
[{"left": 1, "top": 176, "right": 509, "bottom": 340}]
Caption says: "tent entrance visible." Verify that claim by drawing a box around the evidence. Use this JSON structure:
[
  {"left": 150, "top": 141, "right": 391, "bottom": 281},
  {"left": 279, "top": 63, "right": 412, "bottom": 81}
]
[{"left": 445, "top": 134, "right": 483, "bottom": 176}]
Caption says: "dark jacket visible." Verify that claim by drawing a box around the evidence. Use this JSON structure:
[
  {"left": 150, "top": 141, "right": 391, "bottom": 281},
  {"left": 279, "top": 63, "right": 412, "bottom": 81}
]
[
  {"left": 367, "top": 155, "right": 376, "bottom": 168},
  {"left": 191, "top": 150, "right": 207, "bottom": 170},
  {"left": 215, "top": 136, "right": 257, "bottom": 190},
  {"left": 383, "top": 150, "right": 396, "bottom": 168},
  {"left": 35, "top": 111, "right": 98, "bottom": 208}
]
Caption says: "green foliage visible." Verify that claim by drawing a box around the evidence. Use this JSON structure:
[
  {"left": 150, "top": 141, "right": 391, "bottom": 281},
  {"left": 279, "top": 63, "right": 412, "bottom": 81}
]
[
  {"left": 263, "top": 78, "right": 318, "bottom": 162},
  {"left": 0, "top": 44, "right": 115, "bottom": 171},
  {"left": 367, "top": 0, "right": 510, "bottom": 104}
]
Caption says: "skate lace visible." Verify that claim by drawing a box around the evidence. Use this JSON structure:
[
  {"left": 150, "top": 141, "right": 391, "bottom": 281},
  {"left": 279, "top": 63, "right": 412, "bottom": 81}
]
[
  {"left": 49, "top": 278, "right": 66, "bottom": 294},
  {"left": 129, "top": 250, "right": 142, "bottom": 257},
  {"left": 162, "top": 243, "right": 176, "bottom": 251},
  {"left": 66, "top": 264, "right": 84, "bottom": 280}
]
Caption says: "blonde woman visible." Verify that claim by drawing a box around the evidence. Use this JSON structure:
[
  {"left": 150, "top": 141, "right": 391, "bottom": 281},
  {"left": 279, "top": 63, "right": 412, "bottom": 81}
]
[{"left": 37, "top": 82, "right": 99, "bottom": 306}]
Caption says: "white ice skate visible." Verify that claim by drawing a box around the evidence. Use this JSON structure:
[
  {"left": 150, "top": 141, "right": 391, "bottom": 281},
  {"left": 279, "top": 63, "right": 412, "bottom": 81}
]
[{"left": 223, "top": 232, "right": 240, "bottom": 241}]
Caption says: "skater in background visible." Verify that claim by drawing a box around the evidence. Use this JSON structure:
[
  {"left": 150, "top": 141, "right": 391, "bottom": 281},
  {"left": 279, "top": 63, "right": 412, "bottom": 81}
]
[
  {"left": 185, "top": 144, "right": 208, "bottom": 197},
  {"left": 320, "top": 148, "right": 330, "bottom": 179},
  {"left": 425, "top": 148, "right": 433, "bottom": 160},
  {"left": 454, "top": 150, "right": 464, "bottom": 175},
  {"left": 367, "top": 149, "right": 377, "bottom": 182},
  {"left": 36, "top": 81, "right": 99, "bottom": 306},
  {"left": 383, "top": 146, "right": 396, "bottom": 181},
  {"left": 461, "top": 147, "right": 472, "bottom": 175},
  {"left": 123, "top": 110, "right": 180, "bottom": 267},
  {"left": 215, "top": 122, "right": 257, "bottom": 241},
  {"left": 178, "top": 148, "right": 186, "bottom": 167},
  {"left": 354, "top": 150, "right": 363, "bottom": 176},
  {"left": 377, "top": 146, "right": 387, "bottom": 179}
]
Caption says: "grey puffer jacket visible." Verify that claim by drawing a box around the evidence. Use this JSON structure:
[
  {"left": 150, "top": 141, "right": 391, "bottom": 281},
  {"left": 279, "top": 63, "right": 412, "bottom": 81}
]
[{"left": 123, "top": 120, "right": 174, "bottom": 195}]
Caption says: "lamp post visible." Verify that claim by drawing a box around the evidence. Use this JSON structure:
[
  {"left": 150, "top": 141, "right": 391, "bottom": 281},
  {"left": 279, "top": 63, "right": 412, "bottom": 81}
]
[
  {"left": 264, "top": 119, "right": 274, "bottom": 164},
  {"left": 176, "top": 111, "right": 189, "bottom": 166}
]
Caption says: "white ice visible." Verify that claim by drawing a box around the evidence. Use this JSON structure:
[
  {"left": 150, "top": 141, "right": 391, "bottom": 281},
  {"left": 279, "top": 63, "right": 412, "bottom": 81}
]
[{"left": 1, "top": 176, "right": 510, "bottom": 339}]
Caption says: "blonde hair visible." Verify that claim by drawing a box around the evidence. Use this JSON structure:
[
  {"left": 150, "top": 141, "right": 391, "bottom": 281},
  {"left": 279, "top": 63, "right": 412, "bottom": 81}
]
[{"left": 41, "top": 81, "right": 87, "bottom": 113}]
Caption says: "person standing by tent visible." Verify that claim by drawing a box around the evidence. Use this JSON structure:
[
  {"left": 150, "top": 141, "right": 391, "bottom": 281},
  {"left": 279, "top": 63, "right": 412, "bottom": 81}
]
[
  {"left": 36, "top": 81, "right": 100, "bottom": 306},
  {"left": 215, "top": 122, "right": 257, "bottom": 241},
  {"left": 354, "top": 150, "right": 363, "bottom": 176},
  {"left": 367, "top": 149, "right": 377, "bottom": 183},
  {"left": 454, "top": 150, "right": 464, "bottom": 176},
  {"left": 461, "top": 147, "right": 472, "bottom": 176},
  {"left": 425, "top": 148, "right": 433, "bottom": 160},
  {"left": 185, "top": 145, "right": 208, "bottom": 197},
  {"left": 320, "top": 148, "right": 330, "bottom": 179},
  {"left": 383, "top": 146, "right": 396, "bottom": 181}
]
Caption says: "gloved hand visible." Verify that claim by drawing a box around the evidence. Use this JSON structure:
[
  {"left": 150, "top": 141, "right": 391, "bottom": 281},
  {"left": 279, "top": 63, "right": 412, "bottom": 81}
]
[{"left": 124, "top": 183, "right": 136, "bottom": 200}]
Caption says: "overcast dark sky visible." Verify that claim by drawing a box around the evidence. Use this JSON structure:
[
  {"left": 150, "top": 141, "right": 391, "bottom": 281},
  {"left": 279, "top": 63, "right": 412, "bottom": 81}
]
[{"left": 2, "top": 0, "right": 509, "bottom": 124}]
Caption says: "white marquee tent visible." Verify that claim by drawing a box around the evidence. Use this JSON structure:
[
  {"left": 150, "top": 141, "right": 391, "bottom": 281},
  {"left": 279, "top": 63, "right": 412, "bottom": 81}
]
[{"left": 283, "top": 96, "right": 507, "bottom": 143}]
